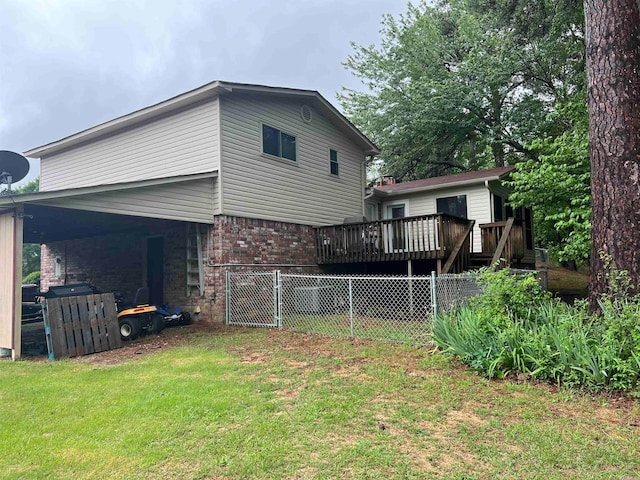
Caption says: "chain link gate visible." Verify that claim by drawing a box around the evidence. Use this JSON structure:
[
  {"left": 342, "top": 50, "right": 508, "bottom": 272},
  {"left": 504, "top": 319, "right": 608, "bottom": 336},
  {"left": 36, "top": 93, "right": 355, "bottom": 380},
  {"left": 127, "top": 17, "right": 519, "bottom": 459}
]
[{"left": 225, "top": 271, "right": 281, "bottom": 327}]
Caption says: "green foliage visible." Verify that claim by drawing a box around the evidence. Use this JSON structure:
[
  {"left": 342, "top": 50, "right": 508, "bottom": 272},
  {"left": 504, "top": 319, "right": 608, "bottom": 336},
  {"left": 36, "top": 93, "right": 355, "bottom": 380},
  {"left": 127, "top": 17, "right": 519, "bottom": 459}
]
[
  {"left": 509, "top": 102, "right": 591, "bottom": 264},
  {"left": 470, "top": 267, "right": 551, "bottom": 325},
  {"left": 22, "top": 270, "right": 40, "bottom": 284},
  {"left": 22, "top": 243, "right": 41, "bottom": 279},
  {"left": 14, "top": 177, "right": 41, "bottom": 278},
  {"left": 15, "top": 177, "right": 39, "bottom": 193},
  {"left": 434, "top": 267, "right": 640, "bottom": 392},
  {"left": 341, "top": 0, "right": 585, "bottom": 181}
]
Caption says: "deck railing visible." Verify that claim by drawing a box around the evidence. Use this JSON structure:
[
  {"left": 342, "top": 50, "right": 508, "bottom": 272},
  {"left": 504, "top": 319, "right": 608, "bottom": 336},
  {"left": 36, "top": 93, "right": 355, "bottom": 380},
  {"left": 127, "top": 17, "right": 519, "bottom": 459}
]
[
  {"left": 314, "top": 214, "right": 472, "bottom": 265},
  {"left": 479, "top": 219, "right": 525, "bottom": 267}
]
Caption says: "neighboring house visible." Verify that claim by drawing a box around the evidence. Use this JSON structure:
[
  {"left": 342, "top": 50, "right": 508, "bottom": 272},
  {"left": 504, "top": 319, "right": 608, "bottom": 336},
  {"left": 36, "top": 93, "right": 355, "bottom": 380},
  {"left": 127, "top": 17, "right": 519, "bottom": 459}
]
[
  {"left": 315, "top": 166, "right": 535, "bottom": 275},
  {"left": 0, "top": 81, "right": 379, "bottom": 333}
]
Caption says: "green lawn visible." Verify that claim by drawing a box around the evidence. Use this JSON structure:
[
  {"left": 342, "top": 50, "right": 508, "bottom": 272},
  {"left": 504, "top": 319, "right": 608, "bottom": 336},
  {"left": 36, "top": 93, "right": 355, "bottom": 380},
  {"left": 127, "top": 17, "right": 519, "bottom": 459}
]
[{"left": 2, "top": 326, "right": 639, "bottom": 479}]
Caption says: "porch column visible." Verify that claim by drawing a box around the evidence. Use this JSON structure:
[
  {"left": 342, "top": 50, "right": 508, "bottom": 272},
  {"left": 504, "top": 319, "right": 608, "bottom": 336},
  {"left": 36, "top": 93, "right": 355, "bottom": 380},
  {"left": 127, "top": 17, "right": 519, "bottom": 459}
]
[{"left": 0, "top": 206, "right": 23, "bottom": 360}]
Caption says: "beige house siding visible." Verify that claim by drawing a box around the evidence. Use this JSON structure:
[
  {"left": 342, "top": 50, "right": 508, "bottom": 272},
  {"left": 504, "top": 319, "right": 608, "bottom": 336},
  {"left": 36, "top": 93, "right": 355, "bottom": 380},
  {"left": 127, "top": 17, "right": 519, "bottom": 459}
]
[
  {"left": 218, "top": 94, "right": 366, "bottom": 226},
  {"left": 40, "top": 99, "right": 221, "bottom": 191},
  {"left": 0, "top": 208, "right": 22, "bottom": 356},
  {"left": 380, "top": 184, "right": 491, "bottom": 253},
  {"left": 38, "top": 178, "right": 218, "bottom": 223}
]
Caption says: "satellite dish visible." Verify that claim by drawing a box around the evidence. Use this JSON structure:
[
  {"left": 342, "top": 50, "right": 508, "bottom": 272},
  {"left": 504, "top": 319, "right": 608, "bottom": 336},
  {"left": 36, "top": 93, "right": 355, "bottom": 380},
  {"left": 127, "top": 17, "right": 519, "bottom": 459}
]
[{"left": 0, "top": 150, "right": 30, "bottom": 193}]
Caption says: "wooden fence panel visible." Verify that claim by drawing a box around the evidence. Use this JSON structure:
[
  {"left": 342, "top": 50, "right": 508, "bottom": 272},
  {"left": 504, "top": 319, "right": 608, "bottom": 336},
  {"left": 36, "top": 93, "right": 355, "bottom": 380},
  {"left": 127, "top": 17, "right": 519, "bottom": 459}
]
[
  {"left": 101, "top": 295, "right": 122, "bottom": 351},
  {"left": 43, "top": 293, "right": 121, "bottom": 359}
]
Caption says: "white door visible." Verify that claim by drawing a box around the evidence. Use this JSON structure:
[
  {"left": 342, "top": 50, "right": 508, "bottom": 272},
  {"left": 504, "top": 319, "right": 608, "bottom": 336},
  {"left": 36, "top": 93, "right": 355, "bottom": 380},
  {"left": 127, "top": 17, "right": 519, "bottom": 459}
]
[{"left": 384, "top": 204, "right": 407, "bottom": 252}]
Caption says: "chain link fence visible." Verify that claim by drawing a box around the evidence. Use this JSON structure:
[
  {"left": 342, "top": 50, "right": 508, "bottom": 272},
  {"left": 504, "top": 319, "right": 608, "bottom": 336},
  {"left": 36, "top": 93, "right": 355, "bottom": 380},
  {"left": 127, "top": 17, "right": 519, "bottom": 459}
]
[
  {"left": 226, "top": 271, "right": 278, "bottom": 327},
  {"left": 226, "top": 269, "right": 542, "bottom": 345},
  {"left": 280, "top": 274, "right": 434, "bottom": 344}
]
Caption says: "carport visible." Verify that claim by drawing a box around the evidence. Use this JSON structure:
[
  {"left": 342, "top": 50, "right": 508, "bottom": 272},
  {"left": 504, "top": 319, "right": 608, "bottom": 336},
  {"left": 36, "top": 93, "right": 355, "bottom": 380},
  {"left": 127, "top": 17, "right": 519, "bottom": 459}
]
[{"left": 0, "top": 172, "right": 216, "bottom": 359}]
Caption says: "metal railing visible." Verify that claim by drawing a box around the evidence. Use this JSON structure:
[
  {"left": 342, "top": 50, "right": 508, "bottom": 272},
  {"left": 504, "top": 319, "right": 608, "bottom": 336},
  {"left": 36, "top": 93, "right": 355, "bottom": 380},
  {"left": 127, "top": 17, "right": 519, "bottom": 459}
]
[{"left": 226, "top": 270, "right": 546, "bottom": 345}]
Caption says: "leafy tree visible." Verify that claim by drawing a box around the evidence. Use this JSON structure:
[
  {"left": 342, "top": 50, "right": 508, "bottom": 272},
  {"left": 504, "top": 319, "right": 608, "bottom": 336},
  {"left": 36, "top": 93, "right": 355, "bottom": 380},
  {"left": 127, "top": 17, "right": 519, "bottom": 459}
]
[
  {"left": 341, "top": 0, "right": 585, "bottom": 181},
  {"left": 508, "top": 101, "right": 590, "bottom": 264},
  {"left": 584, "top": 0, "right": 640, "bottom": 304},
  {"left": 15, "top": 178, "right": 40, "bottom": 281},
  {"left": 15, "top": 177, "right": 39, "bottom": 193}
]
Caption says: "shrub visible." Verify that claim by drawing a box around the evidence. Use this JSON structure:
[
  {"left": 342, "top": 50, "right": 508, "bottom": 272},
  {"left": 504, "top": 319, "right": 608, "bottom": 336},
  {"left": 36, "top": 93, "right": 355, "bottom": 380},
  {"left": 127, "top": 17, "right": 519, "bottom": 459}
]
[
  {"left": 433, "top": 267, "right": 640, "bottom": 392},
  {"left": 22, "top": 270, "right": 40, "bottom": 285}
]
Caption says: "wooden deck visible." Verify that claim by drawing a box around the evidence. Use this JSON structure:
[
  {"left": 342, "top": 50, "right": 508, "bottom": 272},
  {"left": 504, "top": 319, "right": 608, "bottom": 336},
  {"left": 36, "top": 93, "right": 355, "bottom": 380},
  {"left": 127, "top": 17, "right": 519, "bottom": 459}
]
[
  {"left": 314, "top": 215, "right": 526, "bottom": 273},
  {"left": 314, "top": 214, "right": 473, "bottom": 266}
]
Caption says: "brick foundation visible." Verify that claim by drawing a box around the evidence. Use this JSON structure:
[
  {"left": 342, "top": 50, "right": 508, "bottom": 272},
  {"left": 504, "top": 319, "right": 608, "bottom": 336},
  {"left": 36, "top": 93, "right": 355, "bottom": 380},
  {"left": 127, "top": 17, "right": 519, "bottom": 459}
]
[
  {"left": 40, "top": 215, "right": 319, "bottom": 324},
  {"left": 203, "top": 216, "right": 320, "bottom": 322}
]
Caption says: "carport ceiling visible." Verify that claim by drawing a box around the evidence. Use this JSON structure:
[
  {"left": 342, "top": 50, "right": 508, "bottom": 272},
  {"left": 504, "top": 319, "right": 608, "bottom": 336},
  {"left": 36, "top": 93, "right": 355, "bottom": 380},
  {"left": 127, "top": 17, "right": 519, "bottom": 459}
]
[{"left": 22, "top": 204, "right": 183, "bottom": 244}]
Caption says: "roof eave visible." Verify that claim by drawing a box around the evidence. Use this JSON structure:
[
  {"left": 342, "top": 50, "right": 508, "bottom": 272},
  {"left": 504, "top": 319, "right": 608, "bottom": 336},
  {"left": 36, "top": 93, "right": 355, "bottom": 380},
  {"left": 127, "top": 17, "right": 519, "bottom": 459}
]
[
  {"left": 25, "top": 81, "right": 380, "bottom": 158},
  {"left": 374, "top": 173, "right": 509, "bottom": 196},
  {"left": 0, "top": 171, "right": 218, "bottom": 206}
]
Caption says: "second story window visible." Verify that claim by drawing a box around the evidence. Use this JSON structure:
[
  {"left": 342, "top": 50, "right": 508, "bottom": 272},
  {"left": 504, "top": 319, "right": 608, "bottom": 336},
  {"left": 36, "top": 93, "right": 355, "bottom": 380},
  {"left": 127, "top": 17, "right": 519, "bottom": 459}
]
[
  {"left": 262, "top": 124, "right": 296, "bottom": 161},
  {"left": 330, "top": 149, "right": 339, "bottom": 175}
]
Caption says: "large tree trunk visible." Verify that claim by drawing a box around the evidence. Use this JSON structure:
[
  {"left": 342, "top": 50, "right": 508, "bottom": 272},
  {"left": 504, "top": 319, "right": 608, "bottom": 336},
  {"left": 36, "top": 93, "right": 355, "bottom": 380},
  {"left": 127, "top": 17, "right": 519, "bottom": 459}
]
[{"left": 584, "top": 0, "right": 640, "bottom": 307}]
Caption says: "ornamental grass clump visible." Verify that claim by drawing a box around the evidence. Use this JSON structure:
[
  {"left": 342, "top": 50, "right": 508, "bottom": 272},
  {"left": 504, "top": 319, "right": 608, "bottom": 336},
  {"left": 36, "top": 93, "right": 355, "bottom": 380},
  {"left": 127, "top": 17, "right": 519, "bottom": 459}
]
[{"left": 433, "top": 266, "right": 640, "bottom": 392}]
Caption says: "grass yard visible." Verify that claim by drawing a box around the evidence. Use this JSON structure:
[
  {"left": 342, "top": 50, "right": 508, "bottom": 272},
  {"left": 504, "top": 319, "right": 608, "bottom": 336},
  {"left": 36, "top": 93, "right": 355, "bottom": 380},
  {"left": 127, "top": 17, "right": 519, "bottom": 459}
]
[{"left": 2, "top": 326, "right": 639, "bottom": 479}]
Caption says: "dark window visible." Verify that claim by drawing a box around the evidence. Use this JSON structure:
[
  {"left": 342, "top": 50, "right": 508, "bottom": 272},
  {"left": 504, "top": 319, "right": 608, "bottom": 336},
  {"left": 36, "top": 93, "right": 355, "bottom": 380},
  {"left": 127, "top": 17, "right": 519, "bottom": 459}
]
[
  {"left": 436, "top": 195, "right": 468, "bottom": 219},
  {"left": 330, "top": 149, "right": 339, "bottom": 175},
  {"left": 493, "top": 194, "right": 504, "bottom": 221},
  {"left": 262, "top": 125, "right": 280, "bottom": 157},
  {"left": 281, "top": 132, "right": 296, "bottom": 161},
  {"left": 262, "top": 124, "right": 296, "bottom": 161}
]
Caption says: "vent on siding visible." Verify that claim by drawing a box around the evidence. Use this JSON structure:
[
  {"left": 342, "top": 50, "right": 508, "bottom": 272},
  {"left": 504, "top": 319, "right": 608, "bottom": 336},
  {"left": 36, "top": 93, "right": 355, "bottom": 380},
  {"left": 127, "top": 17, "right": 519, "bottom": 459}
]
[{"left": 300, "top": 105, "right": 313, "bottom": 123}]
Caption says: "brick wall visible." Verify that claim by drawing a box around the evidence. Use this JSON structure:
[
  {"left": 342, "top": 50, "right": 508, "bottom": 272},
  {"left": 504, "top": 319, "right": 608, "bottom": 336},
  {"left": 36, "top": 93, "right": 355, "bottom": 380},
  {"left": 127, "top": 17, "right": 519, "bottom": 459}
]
[
  {"left": 41, "top": 234, "right": 144, "bottom": 296},
  {"left": 40, "top": 215, "right": 320, "bottom": 324},
  {"left": 202, "top": 216, "right": 320, "bottom": 322},
  {"left": 40, "top": 221, "right": 189, "bottom": 308}
]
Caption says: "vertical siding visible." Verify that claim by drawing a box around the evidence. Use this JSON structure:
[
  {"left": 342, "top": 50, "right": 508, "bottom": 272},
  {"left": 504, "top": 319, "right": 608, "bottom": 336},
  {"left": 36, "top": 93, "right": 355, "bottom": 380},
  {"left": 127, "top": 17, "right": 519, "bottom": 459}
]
[
  {"left": 219, "top": 95, "right": 366, "bottom": 226},
  {"left": 40, "top": 98, "right": 220, "bottom": 191},
  {"left": 40, "top": 178, "right": 218, "bottom": 223},
  {"left": 380, "top": 184, "right": 491, "bottom": 252},
  {"left": 0, "top": 209, "right": 21, "bottom": 352}
]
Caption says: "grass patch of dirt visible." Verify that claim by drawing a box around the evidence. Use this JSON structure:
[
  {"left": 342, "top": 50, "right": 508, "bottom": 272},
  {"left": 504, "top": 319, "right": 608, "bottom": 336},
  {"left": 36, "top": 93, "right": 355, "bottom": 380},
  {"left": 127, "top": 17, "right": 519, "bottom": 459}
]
[{"left": 6, "top": 325, "right": 640, "bottom": 479}]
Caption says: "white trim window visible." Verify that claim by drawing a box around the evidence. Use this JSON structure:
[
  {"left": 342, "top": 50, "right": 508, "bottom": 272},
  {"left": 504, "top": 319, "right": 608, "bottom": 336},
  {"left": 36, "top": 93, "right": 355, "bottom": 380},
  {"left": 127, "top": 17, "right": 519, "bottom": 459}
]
[
  {"left": 329, "top": 148, "right": 339, "bottom": 175},
  {"left": 436, "top": 194, "right": 467, "bottom": 219},
  {"left": 262, "top": 124, "right": 296, "bottom": 161}
]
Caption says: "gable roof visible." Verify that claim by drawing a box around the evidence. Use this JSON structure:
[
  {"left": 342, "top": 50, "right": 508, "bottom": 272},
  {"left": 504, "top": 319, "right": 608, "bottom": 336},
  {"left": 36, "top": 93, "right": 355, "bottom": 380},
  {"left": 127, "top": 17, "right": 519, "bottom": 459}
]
[
  {"left": 24, "top": 81, "right": 380, "bottom": 158},
  {"left": 371, "top": 166, "right": 515, "bottom": 197}
]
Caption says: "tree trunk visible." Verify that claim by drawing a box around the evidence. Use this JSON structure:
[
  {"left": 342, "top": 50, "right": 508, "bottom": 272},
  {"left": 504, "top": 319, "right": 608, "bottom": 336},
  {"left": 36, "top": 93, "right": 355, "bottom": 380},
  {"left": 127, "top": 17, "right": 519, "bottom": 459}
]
[{"left": 584, "top": 0, "right": 640, "bottom": 307}]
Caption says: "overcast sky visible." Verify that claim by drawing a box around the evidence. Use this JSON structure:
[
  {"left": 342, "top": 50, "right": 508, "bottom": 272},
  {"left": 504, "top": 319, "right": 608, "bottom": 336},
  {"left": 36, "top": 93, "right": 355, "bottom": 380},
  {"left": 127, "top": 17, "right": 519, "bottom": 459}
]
[{"left": 0, "top": 0, "right": 408, "bottom": 186}]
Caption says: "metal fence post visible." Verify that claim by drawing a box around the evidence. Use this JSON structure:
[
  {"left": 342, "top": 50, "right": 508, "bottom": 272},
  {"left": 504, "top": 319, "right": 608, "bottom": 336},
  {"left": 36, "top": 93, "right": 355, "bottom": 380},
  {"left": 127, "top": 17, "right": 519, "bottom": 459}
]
[
  {"left": 225, "top": 270, "right": 230, "bottom": 325},
  {"left": 431, "top": 270, "right": 437, "bottom": 319},
  {"left": 275, "top": 270, "right": 282, "bottom": 328},
  {"left": 349, "top": 277, "right": 354, "bottom": 337}
]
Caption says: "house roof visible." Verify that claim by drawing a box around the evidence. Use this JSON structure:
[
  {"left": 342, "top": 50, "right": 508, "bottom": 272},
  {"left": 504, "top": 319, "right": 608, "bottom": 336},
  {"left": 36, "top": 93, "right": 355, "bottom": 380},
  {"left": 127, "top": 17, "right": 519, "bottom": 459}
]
[
  {"left": 372, "top": 166, "right": 515, "bottom": 197},
  {"left": 24, "top": 81, "right": 380, "bottom": 158},
  {"left": 0, "top": 171, "right": 218, "bottom": 205}
]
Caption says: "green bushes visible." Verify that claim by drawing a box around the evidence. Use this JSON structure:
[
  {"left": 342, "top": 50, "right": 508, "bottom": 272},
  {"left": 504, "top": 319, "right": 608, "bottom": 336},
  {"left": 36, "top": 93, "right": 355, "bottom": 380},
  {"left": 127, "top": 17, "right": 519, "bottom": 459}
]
[
  {"left": 22, "top": 270, "right": 40, "bottom": 284},
  {"left": 433, "top": 268, "right": 640, "bottom": 392}
]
